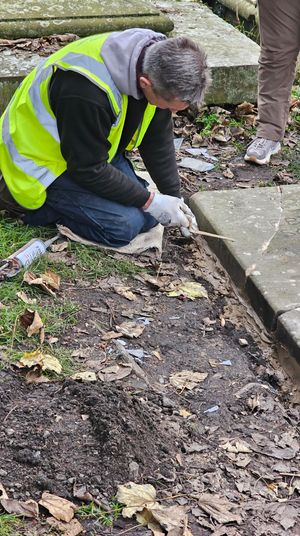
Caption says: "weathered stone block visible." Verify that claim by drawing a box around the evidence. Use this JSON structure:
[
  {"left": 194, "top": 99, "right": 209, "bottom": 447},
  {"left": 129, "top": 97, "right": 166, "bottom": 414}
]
[
  {"left": 0, "top": 0, "right": 173, "bottom": 38},
  {"left": 149, "top": 0, "right": 260, "bottom": 104}
]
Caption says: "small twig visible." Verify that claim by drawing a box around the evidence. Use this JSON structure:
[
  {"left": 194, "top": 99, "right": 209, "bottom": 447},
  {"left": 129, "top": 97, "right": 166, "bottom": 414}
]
[
  {"left": 118, "top": 525, "right": 143, "bottom": 535},
  {"left": 155, "top": 261, "right": 163, "bottom": 280},
  {"left": 113, "top": 341, "right": 164, "bottom": 394},
  {"left": 103, "top": 299, "right": 116, "bottom": 329},
  {"left": 10, "top": 316, "right": 18, "bottom": 352},
  {"left": 158, "top": 493, "right": 190, "bottom": 501},
  {"left": 193, "top": 230, "right": 235, "bottom": 242},
  {"left": 4, "top": 404, "right": 19, "bottom": 422}
]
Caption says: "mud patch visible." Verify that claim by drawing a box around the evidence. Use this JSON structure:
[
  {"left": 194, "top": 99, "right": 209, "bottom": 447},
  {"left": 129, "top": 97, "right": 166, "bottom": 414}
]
[{"left": 0, "top": 372, "right": 179, "bottom": 501}]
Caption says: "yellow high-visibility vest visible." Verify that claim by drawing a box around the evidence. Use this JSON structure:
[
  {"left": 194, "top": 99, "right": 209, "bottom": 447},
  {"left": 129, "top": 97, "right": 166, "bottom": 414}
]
[{"left": 0, "top": 33, "right": 156, "bottom": 209}]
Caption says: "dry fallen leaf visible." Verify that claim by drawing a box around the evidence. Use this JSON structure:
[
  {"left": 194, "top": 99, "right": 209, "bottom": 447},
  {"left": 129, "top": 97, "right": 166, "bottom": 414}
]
[
  {"left": 165, "top": 281, "right": 208, "bottom": 300},
  {"left": 170, "top": 370, "right": 208, "bottom": 390},
  {"left": 0, "top": 482, "right": 39, "bottom": 518},
  {"left": 145, "top": 504, "right": 187, "bottom": 533},
  {"left": 116, "top": 482, "right": 156, "bottom": 518},
  {"left": 71, "top": 371, "right": 97, "bottom": 382},
  {"left": 223, "top": 168, "right": 234, "bottom": 179},
  {"left": 16, "top": 291, "right": 37, "bottom": 305},
  {"left": 198, "top": 493, "right": 242, "bottom": 524},
  {"left": 0, "top": 482, "right": 8, "bottom": 499},
  {"left": 113, "top": 286, "right": 137, "bottom": 301},
  {"left": 152, "top": 350, "right": 162, "bottom": 361},
  {"left": 222, "top": 440, "right": 252, "bottom": 454},
  {"left": 1, "top": 497, "right": 39, "bottom": 518},
  {"left": 39, "top": 492, "right": 76, "bottom": 523},
  {"left": 236, "top": 101, "right": 255, "bottom": 116},
  {"left": 47, "top": 517, "right": 83, "bottom": 535},
  {"left": 116, "top": 321, "right": 145, "bottom": 338},
  {"left": 117, "top": 482, "right": 189, "bottom": 536},
  {"left": 23, "top": 270, "right": 60, "bottom": 296},
  {"left": 269, "top": 503, "right": 298, "bottom": 531},
  {"left": 98, "top": 363, "right": 132, "bottom": 382},
  {"left": 19, "top": 309, "right": 44, "bottom": 337},
  {"left": 25, "top": 369, "right": 51, "bottom": 384},
  {"left": 135, "top": 273, "right": 164, "bottom": 288},
  {"left": 50, "top": 241, "right": 69, "bottom": 252},
  {"left": 179, "top": 408, "right": 192, "bottom": 418},
  {"left": 136, "top": 509, "right": 164, "bottom": 536},
  {"left": 16, "top": 349, "right": 62, "bottom": 374},
  {"left": 101, "top": 331, "right": 122, "bottom": 341}
]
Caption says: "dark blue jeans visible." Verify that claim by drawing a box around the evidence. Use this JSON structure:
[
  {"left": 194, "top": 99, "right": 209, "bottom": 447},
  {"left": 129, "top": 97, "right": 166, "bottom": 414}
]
[{"left": 23, "top": 155, "right": 157, "bottom": 247}]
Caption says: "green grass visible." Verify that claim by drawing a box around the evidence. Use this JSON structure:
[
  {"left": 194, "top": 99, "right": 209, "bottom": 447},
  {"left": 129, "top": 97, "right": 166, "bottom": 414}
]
[
  {"left": 257, "top": 180, "right": 274, "bottom": 188},
  {"left": 291, "top": 85, "right": 300, "bottom": 99},
  {"left": 236, "top": 19, "right": 259, "bottom": 43},
  {"left": 0, "top": 514, "right": 23, "bottom": 536},
  {"left": 0, "top": 278, "right": 78, "bottom": 346},
  {"left": 231, "top": 140, "right": 245, "bottom": 155},
  {"left": 195, "top": 112, "right": 220, "bottom": 136},
  {"left": 0, "top": 217, "right": 141, "bottom": 358},
  {"left": 76, "top": 500, "right": 123, "bottom": 527},
  {"left": 69, "top": 242, "right": 143, "bottom": 280},
  {"left": 281, "top": 145, "right": 300, "bottom": 181},
  {"left": 3, "top": 346, "right": 76, "bottom": 378}
]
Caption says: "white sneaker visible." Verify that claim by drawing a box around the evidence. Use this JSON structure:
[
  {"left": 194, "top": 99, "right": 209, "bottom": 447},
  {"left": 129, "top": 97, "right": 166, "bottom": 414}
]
[{"left": 244, "top": 137, "right": 281, "bottom": 165}]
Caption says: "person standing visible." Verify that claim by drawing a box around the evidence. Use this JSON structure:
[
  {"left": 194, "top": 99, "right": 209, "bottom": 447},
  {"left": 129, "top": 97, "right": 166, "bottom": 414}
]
[{"left": 245, "top": 0, "right": 300, "bottom": 165}]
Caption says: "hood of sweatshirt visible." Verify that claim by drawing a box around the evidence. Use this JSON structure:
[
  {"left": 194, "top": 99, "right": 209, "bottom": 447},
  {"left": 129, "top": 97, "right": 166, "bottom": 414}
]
[{"left": 101, "top": 28, "right": 165, "bottom": 100}]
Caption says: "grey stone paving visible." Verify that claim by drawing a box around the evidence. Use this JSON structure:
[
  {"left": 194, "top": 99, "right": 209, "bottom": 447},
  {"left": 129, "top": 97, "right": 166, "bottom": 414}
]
[{"left": 190, "top": 185, "right": 300, "bottom": 364}]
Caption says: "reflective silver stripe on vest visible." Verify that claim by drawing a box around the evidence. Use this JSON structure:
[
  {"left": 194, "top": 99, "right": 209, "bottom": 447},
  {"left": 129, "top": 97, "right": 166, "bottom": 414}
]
[
  {"left": 58, "top": 52, "right": 122, "bottom": 123},
  {"left": 29, "top": 61, "right": 60, "bottom": 143},
  {"left": 2, "top": 105, "right": 57, "bottom": 188}
]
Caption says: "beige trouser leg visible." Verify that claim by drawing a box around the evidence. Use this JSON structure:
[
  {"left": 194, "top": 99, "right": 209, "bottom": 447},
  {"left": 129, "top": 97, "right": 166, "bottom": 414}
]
[{"left": 257, "top": 0, "right": 300, "bottom": 141}]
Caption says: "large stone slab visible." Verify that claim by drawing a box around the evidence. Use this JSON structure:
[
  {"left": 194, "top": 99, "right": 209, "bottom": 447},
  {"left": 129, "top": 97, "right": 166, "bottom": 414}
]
[
  {"left": 0, "top": 0, "right": 173, "bottom": 113},
  {"left": 149, "top": 0, "right": 260, "bottom": 104},
  {"left": 0, "top": 0, "right": 173, "bottom": 38},
  {"left": 0, "top": 49, "right": 42, "bottom": 113},
  {"left": 190, "top": 185, "right": 300, "bottom": 363}
]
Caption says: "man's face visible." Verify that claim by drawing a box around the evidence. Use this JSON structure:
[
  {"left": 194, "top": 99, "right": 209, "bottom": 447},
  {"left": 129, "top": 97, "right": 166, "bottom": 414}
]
[{"left": 139, "top": 76, "right": 189, "bottom": 113}]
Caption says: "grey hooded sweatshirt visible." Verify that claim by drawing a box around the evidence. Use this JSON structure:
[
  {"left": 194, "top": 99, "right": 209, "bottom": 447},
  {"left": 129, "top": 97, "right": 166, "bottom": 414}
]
[{"left": 49, "top": 28, "right": 181, "bottom": 207}]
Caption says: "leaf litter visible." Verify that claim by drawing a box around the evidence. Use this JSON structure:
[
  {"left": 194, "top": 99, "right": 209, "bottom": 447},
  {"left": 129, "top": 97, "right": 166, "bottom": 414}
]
[
  {"left": 117, "top": 482, "right": 190, "bottom": 535},
  {"left": 170, "top": 370, "right": 208, "bottom": 390},
  {"left": 23, "top": 270, "right": 61, "bottom": 296},
  {"left": 16, "top": 349, "right": 62, "bottom": 374}
]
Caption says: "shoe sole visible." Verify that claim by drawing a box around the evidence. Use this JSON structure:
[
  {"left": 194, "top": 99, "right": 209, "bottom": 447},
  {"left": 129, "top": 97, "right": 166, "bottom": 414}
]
[{"left": 244, "top": 144, "right": 281, "bottom": 165}]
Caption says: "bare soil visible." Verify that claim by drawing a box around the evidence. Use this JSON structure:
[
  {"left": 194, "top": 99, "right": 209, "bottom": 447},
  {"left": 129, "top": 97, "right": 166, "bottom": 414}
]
[
  {"left": 1, "top": 235, "right": 300, "bottom": 535},
  {"left": 0, "top": 40, "right": 299, "bottom": 532}
]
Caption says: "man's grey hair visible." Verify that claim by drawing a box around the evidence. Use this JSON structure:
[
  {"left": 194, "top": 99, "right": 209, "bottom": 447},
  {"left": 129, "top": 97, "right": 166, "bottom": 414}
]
[{"left": 142, "top": 36, "right": 211, "bottom": 105}]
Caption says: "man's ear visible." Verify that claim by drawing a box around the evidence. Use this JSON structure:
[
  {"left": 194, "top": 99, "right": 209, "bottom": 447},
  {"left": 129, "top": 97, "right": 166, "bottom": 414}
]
[{"left": 139, "top": 75, "right": 152, "bottom": 90}]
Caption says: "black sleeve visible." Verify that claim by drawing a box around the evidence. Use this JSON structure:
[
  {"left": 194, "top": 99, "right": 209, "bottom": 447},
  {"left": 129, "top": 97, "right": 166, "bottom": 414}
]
[
  {"left": 49, "top": 69, "right": 150, "bottom": 207},
  {"left": 139, "top": 108, "right": 181, "bottom": 198}
]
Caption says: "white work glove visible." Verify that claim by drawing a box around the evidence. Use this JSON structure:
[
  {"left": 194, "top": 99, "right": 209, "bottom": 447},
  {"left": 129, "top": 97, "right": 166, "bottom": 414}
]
[
  {"left": 180, "top": 200, "right": 199, "bottom": 235},
  {"left": 143, "top": 193, "right": 190, "bottom": 228}
]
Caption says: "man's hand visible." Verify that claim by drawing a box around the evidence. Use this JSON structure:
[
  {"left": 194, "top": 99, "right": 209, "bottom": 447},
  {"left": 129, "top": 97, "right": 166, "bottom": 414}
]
[
  {"left": 143, "top": 193, "right": 191, "bottom": 228},
  {"left": 180, "top": 201, "right": 199, "bottom": 234}
]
